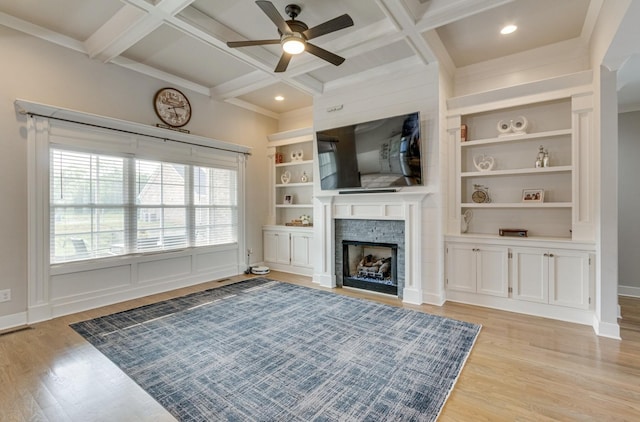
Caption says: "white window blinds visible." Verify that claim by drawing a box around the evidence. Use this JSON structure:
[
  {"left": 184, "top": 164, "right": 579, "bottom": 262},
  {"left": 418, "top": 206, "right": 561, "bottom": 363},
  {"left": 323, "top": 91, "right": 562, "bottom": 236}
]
[{"left": 50, "top": 148, "right": 238, "bottom": 263}]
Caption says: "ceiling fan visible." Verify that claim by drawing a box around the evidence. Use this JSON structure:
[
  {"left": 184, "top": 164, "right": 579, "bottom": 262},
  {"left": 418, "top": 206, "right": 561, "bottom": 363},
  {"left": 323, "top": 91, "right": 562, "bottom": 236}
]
[{"left": 226, "top": 1, "right": 354, "bottom": 72}]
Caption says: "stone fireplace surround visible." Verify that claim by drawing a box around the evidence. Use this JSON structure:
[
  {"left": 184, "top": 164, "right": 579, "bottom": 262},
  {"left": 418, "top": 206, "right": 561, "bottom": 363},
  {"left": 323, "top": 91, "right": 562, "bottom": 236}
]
[
  {"left": 336, "top": 220, "right": 404, "bottom": 297},
  {"left": 314, "top": 192, "right": 427, "bottom": 304}
]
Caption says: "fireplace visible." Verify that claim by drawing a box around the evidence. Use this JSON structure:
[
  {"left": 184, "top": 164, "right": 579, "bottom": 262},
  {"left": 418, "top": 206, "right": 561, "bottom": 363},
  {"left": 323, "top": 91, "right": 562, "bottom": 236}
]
[
  {"left": 334, "top": 219, "right": 405, "bottom": 298},
  {"left": 343, "top": 241, "right": 398, "bottom": 295},
  {"left": 316, "top": 192, "right": 427, "bottom": 304}
]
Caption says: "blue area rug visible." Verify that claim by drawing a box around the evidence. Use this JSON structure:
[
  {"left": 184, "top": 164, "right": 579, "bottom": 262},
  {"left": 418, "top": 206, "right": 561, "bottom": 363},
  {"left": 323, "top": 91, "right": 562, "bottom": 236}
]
[{"left": 71, "top": 278, "right": 480, "bottom": 421}]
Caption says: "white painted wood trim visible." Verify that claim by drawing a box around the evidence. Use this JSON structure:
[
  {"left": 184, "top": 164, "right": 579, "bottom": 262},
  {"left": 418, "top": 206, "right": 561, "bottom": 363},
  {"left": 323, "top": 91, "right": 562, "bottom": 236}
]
[
  {"left": 14, "top": 99, "right": 251, "bottom": 155},
  {"left": 0, "top": 312, "right": 28, "bottom": 332}
]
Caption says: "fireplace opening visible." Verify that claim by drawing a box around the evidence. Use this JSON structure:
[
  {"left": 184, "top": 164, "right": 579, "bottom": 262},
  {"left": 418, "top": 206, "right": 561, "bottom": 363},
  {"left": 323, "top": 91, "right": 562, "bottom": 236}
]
[{"left": 342, "top": 240, "right": 398, "bottom": 296}]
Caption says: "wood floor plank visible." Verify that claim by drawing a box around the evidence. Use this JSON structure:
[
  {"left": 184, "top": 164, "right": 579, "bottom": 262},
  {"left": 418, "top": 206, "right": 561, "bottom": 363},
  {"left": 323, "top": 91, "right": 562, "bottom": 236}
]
[{"left": 1, "top": 271, "right": 639, "bottom": 421}]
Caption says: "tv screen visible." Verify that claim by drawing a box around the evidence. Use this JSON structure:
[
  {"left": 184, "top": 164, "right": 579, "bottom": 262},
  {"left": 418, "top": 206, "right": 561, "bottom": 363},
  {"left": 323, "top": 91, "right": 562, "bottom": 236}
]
[{"left": 316, "top": 112, "right": 422, "bottom": 191}]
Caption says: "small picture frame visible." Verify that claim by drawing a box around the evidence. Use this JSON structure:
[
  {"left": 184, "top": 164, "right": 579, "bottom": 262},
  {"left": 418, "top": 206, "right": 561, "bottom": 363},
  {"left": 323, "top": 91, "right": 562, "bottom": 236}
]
[
  {"left": 522, "top": 189, "right": 544, "bottom": 203},
  {"left": 283, "top": 194, "right": 293, "bottom": 205}
]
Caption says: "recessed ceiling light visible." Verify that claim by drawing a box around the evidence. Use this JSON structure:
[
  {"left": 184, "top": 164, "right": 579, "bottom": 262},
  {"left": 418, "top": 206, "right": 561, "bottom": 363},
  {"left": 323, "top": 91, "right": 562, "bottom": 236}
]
[
  {"left": 500, "top": 24, "right": 517, "bottom": 35},
  {"left": 275, "top": 95, "right": 285, "bottom": 101}
]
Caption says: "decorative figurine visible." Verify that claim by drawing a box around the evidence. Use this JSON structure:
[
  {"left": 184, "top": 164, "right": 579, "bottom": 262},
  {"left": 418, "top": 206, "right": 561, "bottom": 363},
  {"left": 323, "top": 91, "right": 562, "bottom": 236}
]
[
  {"left": 543, "top": 150, "right": 550, "bottom": 167},
  {"left": 535, "top": 145, "right": 545, "bottom": 168}
]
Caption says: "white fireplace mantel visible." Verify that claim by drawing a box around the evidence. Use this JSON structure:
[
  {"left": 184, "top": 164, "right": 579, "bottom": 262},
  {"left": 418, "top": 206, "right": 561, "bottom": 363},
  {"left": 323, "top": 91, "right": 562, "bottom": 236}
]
[{"left": 313, "top": 190, "right": 430, "bottom": 304}]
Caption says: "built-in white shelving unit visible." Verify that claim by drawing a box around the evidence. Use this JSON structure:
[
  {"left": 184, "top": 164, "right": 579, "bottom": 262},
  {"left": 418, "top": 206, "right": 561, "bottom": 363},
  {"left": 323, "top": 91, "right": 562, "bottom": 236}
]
[
  {"left": 263, "top": 127, "right": 314, "bottom": 276},
  {"left": 444, "top": 78, "right": 597, "bottom": 326}
]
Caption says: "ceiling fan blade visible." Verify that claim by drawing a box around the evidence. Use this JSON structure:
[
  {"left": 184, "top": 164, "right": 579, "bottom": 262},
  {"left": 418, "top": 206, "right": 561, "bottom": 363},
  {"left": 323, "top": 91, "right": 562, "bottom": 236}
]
[
  {"left": 256, "top": 1, "right": 292, "bottom": 34},
  {"left": 274, "top": 52, "right": 292, "bottom": 73},
  {"left": 227, "top": 39, "right": 280, "bottom": 48},
  {"left": 305, "top": 43, "right": 345, "bottom": 66},
  {"left": 303, "top": 14, "right": 354, "bottom": 40}
]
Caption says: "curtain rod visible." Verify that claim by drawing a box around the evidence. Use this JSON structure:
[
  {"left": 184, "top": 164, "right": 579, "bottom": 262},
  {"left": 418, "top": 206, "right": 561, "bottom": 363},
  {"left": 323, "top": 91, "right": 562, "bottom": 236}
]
[{"left": 24, "top": 111, "right": 252, "bottom": 157}]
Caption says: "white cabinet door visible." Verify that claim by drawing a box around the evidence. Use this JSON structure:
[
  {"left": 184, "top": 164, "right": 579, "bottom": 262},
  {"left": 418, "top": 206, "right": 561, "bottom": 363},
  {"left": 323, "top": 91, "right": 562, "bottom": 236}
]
[
  {"left": 290, "top": 232, "right": 312, "bottom": 268},
  {"left": 511, "top": 248, "right": 549, "bottom": 303},
  {"left": 263, "top": 231, "right": 290, "bottom": 265},
  {"left": 446, "top": 243, "right": 476, "bottom": 293},
  {"left": 548, "top": 250, "right": 590, "bottom": 309},
  {"left": 446, "top": 243, "right": 508, "bottom": 297},
  {"left": 512, "top": 247, "right": 590, "bottom": 309},
  {"left": 263, "top": 231, "right": 279, "bottom": 263},
  {"left": 476, "top": 246, "right": 509, "bottom": 297}
]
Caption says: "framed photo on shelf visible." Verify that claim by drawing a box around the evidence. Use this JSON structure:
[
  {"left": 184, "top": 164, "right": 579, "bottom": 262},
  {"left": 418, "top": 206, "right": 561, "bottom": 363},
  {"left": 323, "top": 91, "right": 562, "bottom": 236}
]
[
  {"left": 522, "top": 188, "right": 544, "bottom": 203},
  {"left": 283, "top": 194, "right": 293, "bottom": 205}
]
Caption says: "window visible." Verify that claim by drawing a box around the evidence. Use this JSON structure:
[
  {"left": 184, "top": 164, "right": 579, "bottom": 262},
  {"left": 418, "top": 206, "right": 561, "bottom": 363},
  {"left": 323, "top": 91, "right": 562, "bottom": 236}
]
[{"left": 50, "top": 148, "right": 238, "bottom": 263}]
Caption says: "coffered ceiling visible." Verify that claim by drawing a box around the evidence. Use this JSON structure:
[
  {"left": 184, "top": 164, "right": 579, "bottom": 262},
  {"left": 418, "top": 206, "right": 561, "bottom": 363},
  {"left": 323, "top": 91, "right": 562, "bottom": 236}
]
[{"left": 0, "top": 0, "right": 626, "bottom": 118}]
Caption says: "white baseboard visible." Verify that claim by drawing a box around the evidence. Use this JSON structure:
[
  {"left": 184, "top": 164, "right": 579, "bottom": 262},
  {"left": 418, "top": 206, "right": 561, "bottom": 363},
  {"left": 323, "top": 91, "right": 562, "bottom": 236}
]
[
  {"left": 593, "top": 315, "right": 621, "bottom": 339},
  {"left": 618, "top": 285, "right": 640, "bottom": 298},
  {"left": 314, "top": 273, "right": 336, "bottom": 288},
  {"left": 0, "top": 312, "right": 27, "bottom": 332},
  {"left": 402, "top": 287, "right": 423, "bottom": 305},
  {"left": 422, "top": 291, "right": 446, "bottom": 306}
]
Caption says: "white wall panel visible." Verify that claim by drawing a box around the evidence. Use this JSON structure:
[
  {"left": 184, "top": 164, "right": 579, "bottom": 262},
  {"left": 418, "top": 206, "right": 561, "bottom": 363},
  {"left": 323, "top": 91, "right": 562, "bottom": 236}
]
[
  {"left": 51, "top": 265, "right": 131, "bottom": 299},
  {"left": 194, "top": 249, "right": 239, "bottom": 273},
  {"left": 138, "top": 256, "right": 191, "bottom": 284}
]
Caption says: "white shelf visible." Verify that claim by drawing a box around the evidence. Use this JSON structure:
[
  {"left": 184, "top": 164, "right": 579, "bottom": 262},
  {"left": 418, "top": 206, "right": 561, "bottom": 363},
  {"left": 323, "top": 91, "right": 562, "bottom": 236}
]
[
  {"left": 462, "top": 202, "right": 572, "bottom": 208},
  {"left": 275, "top": 159, "right": 313, "bottom": 167},
  {"left": 276, "top": 182, "right": 314, "bottom": 188},
  {"left": 461, "top": 165, "right": 572, "bottom": 178},
  {"left": 276, "top": 204, "right": 313, "bottom": 208},
  {"left": 461, "top": 129, "right": 572, "bottom": 147}
]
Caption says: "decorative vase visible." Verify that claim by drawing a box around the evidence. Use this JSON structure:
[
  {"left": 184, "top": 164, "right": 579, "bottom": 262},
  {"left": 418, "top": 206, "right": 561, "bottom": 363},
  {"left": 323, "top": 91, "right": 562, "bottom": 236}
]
[
  {"left": 461, "top": 210, "right": 472, "bottom": 233},
  {"left": 300, "top": 171, "right": 308, "bottom": 183},
  {"left": 290, "top": 150, "right": 304, "bottom": 161},
  {"left": 511, "top": 116, "right": 528, "bottom": 134},
  {"left": 473, "top": 154, "right": 495, "bottom": 172}
]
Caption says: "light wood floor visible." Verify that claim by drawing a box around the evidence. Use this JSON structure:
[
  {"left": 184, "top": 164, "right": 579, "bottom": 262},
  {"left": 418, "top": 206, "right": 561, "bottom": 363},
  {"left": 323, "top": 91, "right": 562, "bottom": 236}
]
[{"left": 1, "top": 271, "right": 639, "bottom": 421}]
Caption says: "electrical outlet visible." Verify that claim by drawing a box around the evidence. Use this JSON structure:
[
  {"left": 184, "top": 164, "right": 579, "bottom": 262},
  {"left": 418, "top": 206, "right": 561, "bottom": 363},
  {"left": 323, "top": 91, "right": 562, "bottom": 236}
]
[{"left": 0, "top": 289, "right": 10, "bottom": 303}]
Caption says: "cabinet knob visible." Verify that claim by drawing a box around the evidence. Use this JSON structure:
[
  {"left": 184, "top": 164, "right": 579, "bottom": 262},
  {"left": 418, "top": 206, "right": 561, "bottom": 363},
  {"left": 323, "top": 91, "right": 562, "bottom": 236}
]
[
  {"left": 544, "top": 253, "right": 549, "bottom": 257},
  {"left": 549, "top": 253, "right": 554, "bottom": 257}
]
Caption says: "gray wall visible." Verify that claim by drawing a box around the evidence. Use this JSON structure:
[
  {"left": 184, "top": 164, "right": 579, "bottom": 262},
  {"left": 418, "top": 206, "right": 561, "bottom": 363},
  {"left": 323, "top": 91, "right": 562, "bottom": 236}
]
[
  {"left": 618, "top": 110, "right": 640, "bottom": 295},
  {"left": 0, "top": 26, "right": 277, "bottom": 320}
]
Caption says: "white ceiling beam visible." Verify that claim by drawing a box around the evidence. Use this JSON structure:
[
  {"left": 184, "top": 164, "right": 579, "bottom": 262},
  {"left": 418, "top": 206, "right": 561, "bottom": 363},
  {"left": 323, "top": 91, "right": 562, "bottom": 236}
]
[
  {"left": 324, "top": 56, "right": 425, "bottom": 93},
  {"left": 84, "top": 0, "right": 196, "bottom": 63},
  {"left": 111, "top": 56, "right": 211, "bottom": 96},
  {"left": 210, "top": 71, "right": 275, "bottom": 99},
  {"left": 414, "top": 0, "right": 515, "bottom": 32},
  {"left": 0, "top": 11, "right": 85, "bottom": 53},
  {"left": 377, "top": 0, "right": 435, "bottom": 64},
  {"left": 580, "top": 0, "right": 604, "bottom": 45},
  {"left": 423, "top": 29, "right": 456, "bottom": 76},
  {"left": 224, "top": 98, "right": 280, "bottom": 120}
]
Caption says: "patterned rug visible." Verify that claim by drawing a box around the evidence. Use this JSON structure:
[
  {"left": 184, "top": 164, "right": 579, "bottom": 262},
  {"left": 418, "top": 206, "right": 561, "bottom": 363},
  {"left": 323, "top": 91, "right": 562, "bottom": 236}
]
[{"left": 71, "top": 278, "right": 481, "bottom": 421}]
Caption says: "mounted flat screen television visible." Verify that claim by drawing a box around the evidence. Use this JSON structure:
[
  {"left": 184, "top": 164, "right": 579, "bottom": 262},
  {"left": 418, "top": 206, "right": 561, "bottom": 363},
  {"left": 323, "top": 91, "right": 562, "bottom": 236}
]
[{"left": 316, "top": 112, "right": 422, "bottom": 191}]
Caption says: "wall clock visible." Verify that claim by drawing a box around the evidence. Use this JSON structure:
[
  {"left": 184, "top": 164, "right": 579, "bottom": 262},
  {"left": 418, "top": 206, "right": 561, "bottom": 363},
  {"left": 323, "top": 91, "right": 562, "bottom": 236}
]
[{"left": 154, "top": 88, "right": 192, "bottom": 127}]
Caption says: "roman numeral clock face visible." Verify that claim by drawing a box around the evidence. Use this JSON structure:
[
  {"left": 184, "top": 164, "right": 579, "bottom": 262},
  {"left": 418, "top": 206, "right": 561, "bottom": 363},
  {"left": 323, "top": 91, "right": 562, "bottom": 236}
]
[{"left": 154, "top": 88, "right": 192, "bottom": 127}]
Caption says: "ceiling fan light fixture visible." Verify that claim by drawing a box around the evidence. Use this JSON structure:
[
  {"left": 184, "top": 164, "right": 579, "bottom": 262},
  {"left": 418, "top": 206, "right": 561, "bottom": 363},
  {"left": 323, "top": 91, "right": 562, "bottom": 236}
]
[{"left": 281, "top": 33, "right": 305, "bottom": 54}]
